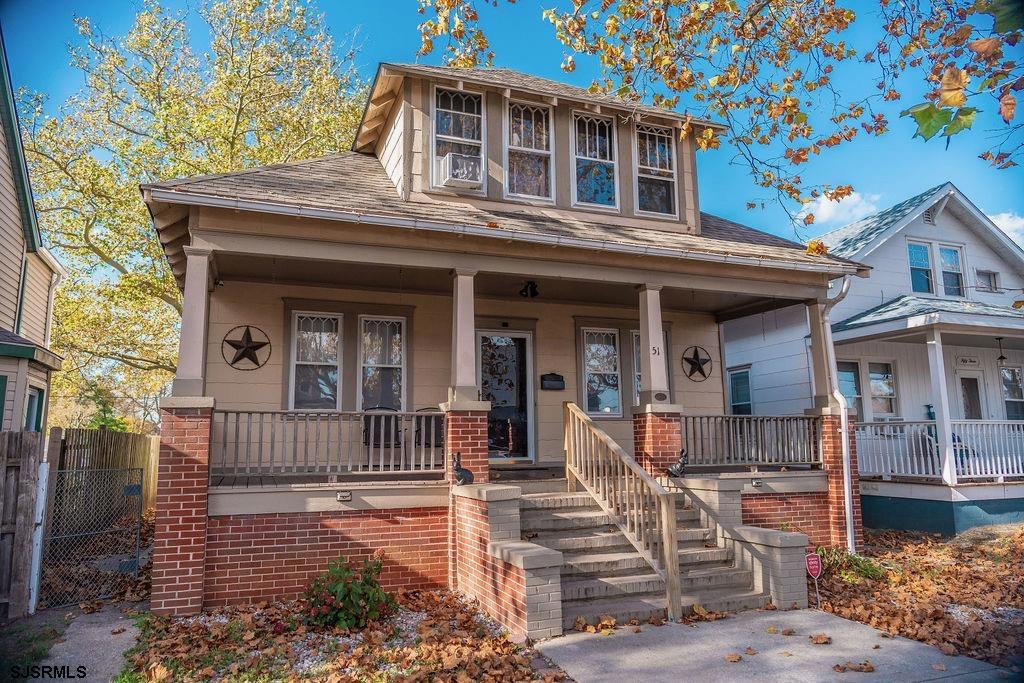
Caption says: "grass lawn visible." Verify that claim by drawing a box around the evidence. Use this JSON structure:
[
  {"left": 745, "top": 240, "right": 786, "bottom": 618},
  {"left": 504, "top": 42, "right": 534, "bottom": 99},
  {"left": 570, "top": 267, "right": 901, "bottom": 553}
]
[
  {"left": 0, "top": 608, "right": 72, "bottom": 676},
  {"left": 816, "top": 525, "right": 1024, "bottom": 669},
  {"left": 117, "top": 589, "right": 566, "bottom": 682}
]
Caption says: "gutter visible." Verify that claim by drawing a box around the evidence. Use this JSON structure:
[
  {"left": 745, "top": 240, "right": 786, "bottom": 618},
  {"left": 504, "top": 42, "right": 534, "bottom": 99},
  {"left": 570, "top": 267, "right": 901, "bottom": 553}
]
[{"left": 146, "top": 188, "right": 864, "bottom": 277}]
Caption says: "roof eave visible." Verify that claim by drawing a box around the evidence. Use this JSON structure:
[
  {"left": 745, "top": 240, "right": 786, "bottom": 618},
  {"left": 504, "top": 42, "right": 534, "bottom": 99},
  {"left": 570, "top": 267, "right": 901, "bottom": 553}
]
[{"left": 0, "top": 27, "right": 42, "bottom": 252}]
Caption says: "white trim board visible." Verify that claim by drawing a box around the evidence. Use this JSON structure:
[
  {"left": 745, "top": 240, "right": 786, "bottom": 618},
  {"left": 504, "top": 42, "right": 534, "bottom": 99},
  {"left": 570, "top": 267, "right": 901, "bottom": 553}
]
[{"left": 860, "top": 479, "right": 1024, "bottom": 502}]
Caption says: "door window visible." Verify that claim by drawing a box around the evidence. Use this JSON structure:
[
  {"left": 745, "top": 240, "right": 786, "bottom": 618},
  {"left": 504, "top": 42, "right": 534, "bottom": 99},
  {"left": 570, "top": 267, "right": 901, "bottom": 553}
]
[
  {"left": 959, "top": 376, "right": 983, "bottom": 419},
  {"left": 479, "top": 334, "right": 530, "bottom": 459}
]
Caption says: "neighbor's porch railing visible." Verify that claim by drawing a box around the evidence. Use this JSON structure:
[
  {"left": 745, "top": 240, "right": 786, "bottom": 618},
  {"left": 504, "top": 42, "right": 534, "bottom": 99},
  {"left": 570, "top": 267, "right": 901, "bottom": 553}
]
[
  {"left": 564, "top": 402, "right": 682, "bottom": 621},
  {"left": 210, "top": 410, "right": 446, "bottom": 482},
  {"left": 856, "top": 420, "right": 1024, "bottom": 482},
  {"left": 680, "top": 415, "right": 822, "bottom": 469}
]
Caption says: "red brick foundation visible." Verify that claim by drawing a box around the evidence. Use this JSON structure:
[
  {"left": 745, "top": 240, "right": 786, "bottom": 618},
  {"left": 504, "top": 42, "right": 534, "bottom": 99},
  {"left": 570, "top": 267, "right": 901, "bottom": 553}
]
[
  {"left": 151, "top": 406, "right": 212, "bottom": 615},
  {"left": 822, "top": 414, "right": 864, "bottom": 550},
  {"left": 204, "top": 508, "right": 448, "bottom": 606},
  {"left": 445, "top": 410, "right": 490, "bottom": 483},
  {"left": 633, "top": 411, "right": 682, "bottom": 477}
]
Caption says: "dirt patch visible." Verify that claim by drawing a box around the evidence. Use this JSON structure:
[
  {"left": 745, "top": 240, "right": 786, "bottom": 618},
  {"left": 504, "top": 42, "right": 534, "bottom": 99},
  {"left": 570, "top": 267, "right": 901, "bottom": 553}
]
[{"left": 814, "top": 526, "right": 1024, "bottom": 669}]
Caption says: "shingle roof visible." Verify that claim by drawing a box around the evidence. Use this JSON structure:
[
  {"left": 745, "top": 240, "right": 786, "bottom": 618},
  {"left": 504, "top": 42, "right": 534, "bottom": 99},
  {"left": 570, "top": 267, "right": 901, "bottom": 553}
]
[
  {"left": 145, "top": 152, "right": 861, "bottom": 273},
  {"left": 832, "top": 294, "right": 1024, "bottom": 332},
  {"left": 381, "top": 63, "right": 722, "bottom": 129},
  {"left": 0, "top": 327, "right": 37, "bottom": 346},
  {"left": 819, "top": 183, "right": 950, "bottom": 258}
]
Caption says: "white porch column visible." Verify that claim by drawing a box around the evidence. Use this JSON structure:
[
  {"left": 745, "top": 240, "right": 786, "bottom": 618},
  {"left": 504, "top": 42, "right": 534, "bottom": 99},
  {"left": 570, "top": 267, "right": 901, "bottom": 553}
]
[
  {"left": 926, "top": 328, "right": 958, "bottom": 485},
  {"left": 806, "top": 301, "right": 839, "bottom": 411},
  {"left": 171, "top": 247, "right": 213, "bottom": 397},
  {"left": 448, "top": 269, "right": 480, "bottom": 404},
  {"left": 637, "top": 284, "right": 672, "bottom": 406}
]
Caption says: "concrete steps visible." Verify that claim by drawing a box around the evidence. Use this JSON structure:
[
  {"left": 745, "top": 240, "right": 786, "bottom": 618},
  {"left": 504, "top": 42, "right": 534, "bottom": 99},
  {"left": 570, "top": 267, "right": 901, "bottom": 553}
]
[{"left": 519, "top": 490, "right": 767, "bottom": 633}]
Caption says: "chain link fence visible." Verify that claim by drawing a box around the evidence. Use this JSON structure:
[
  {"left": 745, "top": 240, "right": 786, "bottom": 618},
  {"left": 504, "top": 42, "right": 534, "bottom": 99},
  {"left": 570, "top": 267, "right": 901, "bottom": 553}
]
[{"left": 39, "top": 468, "right": 144, "bottom": 608}]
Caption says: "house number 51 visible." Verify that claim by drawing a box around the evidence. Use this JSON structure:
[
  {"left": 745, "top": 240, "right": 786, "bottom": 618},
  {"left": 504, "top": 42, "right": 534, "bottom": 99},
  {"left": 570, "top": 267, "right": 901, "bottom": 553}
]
[{"left": 651, "top": 346, "right": 661, "bottom": 355}]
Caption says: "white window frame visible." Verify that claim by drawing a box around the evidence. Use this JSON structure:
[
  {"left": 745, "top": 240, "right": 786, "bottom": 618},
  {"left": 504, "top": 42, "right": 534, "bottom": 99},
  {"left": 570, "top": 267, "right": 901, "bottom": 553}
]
[
  {"left": 356, "top": 315, "right": 407, "bottom": 412},
  {"left": 570, "top": 111, "right": 619, "bottom": 211},
  {"left": 976, "top": 269, "right": 1000, "bottom": 293},
  {"left": 289, "top": 311, "right": 343, "bottom": 411},
  {"left": 866, "top": 360, "right": 899, "bottom": 418},
  {"left": 836, "top": 359, "right": 864, "bottom": 418},
  {"left": 581, "top": 326, "right": 623, "bottom": 417},
  {"left": 938, "top": 244, "right": 966, "bottom": 298},
  {"left": 727, "top": 367, "right": 753, "bottom": 415},
  {"left": 1000, "top": 365, "right": 1024, "bottom": 420},
  {"left": 430, "top": 84, "right": 487, "bottom": 195},
  {"left": 907, "top": 240, "right": 935, "bottom": 295},
  {"left": 503, "top": 99, "right": 555, "bottom": 202},
  {"left": 633, "top": 123, "right": 678, "bottom": 219}
]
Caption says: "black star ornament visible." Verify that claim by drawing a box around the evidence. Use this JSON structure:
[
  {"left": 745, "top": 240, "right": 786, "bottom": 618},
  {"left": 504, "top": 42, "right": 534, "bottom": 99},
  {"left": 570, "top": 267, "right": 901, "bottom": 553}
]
[
  {"left": 224, "top": 326, "right": 270, "bottom": 368},
  {"left": 682, "top": 346, "right": 712, "bottom": 381}
]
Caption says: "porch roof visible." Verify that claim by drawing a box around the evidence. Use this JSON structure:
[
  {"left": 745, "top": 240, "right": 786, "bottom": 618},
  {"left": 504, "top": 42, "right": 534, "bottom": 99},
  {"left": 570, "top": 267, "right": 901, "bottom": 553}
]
[
  {"left": 0, "top": 327, "right": 62, "bottom": 370},
  {"left": 143, "top": 152, "right": 864, "bottom": 278},
  {"left": 832, "top": 294, "right": 1024, "bottom": 337}
]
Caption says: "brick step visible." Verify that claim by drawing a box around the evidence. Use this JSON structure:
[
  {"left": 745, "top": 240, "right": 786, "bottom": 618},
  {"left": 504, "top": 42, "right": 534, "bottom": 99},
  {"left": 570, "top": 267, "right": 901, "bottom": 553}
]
[
  {"left": 561, "top": 588, "right": 771, "bottom": 630},
  {"left": 562, "top": 546, "right": 732, "bottom": 577},
  {"left": 520, "top": 509, "right": 613, "bottom": 531},
  {"left": 519, "top": 492, "right": 598, "bottom": 510},
  {"left": 526, "top": 526, "right": 712, "bottom": 552},
  {"left": 561, "top": 566, "right": 753, "bottom": 601}
]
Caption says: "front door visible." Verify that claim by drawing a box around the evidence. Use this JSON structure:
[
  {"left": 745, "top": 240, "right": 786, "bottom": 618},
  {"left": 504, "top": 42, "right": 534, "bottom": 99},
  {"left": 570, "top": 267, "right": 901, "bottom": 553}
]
[
  {"left": 956, "top": 371, "right": 987, "bottom": 420},
  {"left": 477, "top": 331, "right": 534, "bottom": 461}
]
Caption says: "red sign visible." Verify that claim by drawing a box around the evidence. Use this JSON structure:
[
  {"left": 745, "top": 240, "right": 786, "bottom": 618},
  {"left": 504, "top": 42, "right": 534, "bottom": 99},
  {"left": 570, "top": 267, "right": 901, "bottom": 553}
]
[{"left": 805, "top": 553, "right": 823, "bottom": 580}]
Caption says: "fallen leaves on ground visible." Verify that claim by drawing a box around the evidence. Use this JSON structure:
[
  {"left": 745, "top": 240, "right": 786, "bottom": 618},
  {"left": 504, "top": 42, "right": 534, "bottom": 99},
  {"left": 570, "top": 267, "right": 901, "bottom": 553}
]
[
  {"left": 809, "top": 633, "right": 832, "bottom": 645},
  {"left": 832, "top": 660, "right": 875, "bottom": 673},
  {"left": 724, "top": 653, "right": 743, "bottom": 662},
  {"left": 816, "top": 528, "right": 1024, "bottom": 666},
  {"left": 124, "top": 589, "right": 566, "bottom": 681},
  {"left": 744, "top": 646, "right": 758, "bottom": 655}
]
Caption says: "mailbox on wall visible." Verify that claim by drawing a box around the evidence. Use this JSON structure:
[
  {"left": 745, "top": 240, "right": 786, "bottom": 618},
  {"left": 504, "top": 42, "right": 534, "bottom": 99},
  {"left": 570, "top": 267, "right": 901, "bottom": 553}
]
[{"left": 540, "top": 373, "right": 565, "bottom": 390}]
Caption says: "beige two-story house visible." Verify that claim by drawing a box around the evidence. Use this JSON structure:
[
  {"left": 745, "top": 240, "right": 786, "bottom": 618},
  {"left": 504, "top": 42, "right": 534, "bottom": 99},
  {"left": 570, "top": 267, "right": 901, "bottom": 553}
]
[
  {"left": 0, "top": 33, "right": 62, "bottom": 433},
  {"left": 145, "top": 64, "right": 868, "bottom": 631}
]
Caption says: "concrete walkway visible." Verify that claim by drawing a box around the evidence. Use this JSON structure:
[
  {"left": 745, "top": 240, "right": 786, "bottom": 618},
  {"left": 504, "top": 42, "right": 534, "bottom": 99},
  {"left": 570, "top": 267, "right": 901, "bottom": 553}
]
[
  {"left": 37, "top": 603, "right": 141, "bottom": 682},
  {"left": 538, "top": 609, "right": 1010, "bottom": 682}
]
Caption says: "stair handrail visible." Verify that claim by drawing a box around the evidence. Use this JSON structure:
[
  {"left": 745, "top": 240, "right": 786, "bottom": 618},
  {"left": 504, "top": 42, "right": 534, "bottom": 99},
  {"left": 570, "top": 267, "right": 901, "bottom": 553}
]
[{"left": 563, "top": 402, "right": 683, "bottom": 621}]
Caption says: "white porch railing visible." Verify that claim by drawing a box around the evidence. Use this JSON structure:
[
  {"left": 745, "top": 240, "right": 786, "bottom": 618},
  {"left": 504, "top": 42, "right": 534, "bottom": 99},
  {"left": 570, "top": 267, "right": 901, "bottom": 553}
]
[
  {"left": 210, "top": 410, "right": 446, "bottom": 482},
  {"left": 856, "top": 420, "right": 1024, "bottom": 482},
  {"left": 564, "top": 402, "right": 683, "bottom": 621},
  {"left": 680, "top": 415, "right": 822, "bottom": 469}
]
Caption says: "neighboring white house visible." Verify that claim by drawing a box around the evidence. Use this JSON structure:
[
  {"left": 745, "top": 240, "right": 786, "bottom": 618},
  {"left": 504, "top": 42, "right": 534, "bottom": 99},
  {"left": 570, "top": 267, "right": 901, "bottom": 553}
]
[{"left": 722, "top": 182, "right": 1024, "bottom": 533}]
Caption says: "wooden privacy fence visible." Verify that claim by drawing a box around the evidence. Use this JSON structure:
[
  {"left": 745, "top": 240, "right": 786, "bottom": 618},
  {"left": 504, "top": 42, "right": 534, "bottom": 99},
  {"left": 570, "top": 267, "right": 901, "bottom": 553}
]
[
  {"left": 53, "top": 428, "right": 159, "bottom": 510},
  {"left": 0, "top": 431, "right": 44, "bottom": 622}
]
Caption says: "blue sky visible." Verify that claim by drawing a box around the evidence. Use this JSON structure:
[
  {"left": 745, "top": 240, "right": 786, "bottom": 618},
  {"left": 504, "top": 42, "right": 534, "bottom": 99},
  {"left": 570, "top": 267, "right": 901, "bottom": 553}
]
[{"left": 1, "top": 0, "right": 1022, "bottom": 243}]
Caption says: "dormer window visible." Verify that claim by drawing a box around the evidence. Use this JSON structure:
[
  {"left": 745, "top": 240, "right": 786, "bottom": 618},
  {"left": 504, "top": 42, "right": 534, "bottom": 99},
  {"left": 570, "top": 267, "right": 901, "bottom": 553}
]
[
  {"left": 635, "top": 124, "right": 677, "bottom": 216},
  {"left": 572, "top": 113, "right": 617, "bottom": 208},
  {"left": 506, "top": 102, "right": 553, "bottom": 200},
  {"left": 434, "top": 88, "right": 484, "bottom": 189}
]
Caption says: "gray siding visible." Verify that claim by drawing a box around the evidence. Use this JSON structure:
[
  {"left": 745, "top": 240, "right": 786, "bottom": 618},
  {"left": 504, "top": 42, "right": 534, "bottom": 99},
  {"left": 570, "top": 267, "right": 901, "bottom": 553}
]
[
  {"left": 19, "top": 252, "right": 52, "bottom": 346},
  {"left": 0, "top": 119, "right": 26, "bottom": 331}
]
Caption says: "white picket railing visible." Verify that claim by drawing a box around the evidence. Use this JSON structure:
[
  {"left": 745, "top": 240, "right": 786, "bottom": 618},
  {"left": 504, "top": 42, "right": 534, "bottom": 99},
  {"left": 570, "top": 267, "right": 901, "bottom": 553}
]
[
  {"left": 564, "top": 402, "right": 682, "bottom": 620},
  {"left": 856, "top": 420, "right": 1024, "bottom": 482},
  {"left": 210, "top": 410, "right": 446, "bottom": 483}
]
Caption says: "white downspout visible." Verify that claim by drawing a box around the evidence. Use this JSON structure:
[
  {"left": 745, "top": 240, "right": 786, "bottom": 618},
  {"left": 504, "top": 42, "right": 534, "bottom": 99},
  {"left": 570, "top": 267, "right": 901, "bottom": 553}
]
[{"left": 821, "top": 275, "right": 857, "bottom": 553}]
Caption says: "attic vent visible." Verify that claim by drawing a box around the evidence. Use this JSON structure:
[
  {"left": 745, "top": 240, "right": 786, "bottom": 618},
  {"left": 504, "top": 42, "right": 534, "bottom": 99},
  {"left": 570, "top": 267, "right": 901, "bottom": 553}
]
[{"left": 923, "top": 208, "right": 935, "bottom": 225}]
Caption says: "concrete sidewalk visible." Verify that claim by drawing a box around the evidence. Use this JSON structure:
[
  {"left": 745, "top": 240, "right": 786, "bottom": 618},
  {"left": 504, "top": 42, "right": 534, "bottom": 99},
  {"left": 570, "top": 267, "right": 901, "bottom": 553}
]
[
  {"left": 37, "top": 603, "right": 141, "bottom": 682},
  {"left": 537, "top": 609, "right": 1010, "bottom": 682}
]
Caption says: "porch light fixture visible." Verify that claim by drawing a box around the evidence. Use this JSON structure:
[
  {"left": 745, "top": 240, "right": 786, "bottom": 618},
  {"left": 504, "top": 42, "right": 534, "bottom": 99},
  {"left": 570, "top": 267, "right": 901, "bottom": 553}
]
[
  {"left": 519, "top": 281, "right": 539, "bottom": 298},
  {"left": 996, "top": 337, "right": 1007, "bottom": 364}
]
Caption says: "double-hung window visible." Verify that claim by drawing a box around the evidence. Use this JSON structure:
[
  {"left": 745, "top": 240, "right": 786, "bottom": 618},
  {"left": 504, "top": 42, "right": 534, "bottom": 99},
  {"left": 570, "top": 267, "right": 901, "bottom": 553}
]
[
  {"left": 358, "top": 316, "right": 405, "bottom": 411},
  {"left": 1001, "top": 367, "right": 1024, "bottom": 420},
  {"left": 582, "top": 328, "right": 622, "bottom": 416},
  {"left": 635, "top": 124, "right": 677, "bottom": 215},
  {"left": 631, "top": 330, "right": 669, "bottom": 405},
  {"left": 434, "top": 88, "right": 484, "bottom": 187},
  {"left": 868, "top": 362, "right": 897, "bottom": 415},
  {"left": 291, "top": 313, "right": 342, "bottom": 410},
  {"left": 507, "top": 102, "right": 553, "bottom": 199},
  {"left": 939, "top": 246, "right": 964, "bottom": 297},
  {"left": 836, "top": 361, "right": 863, "bottom": 417},
  {"left": 728, "top": 368, "right": 752, "bottom": 415},
  {"left": 908, "top": 242, "right": 933, "bottom": 294},
  {"left": 572, "top": 113, "right": 617, "bottom": 207}
]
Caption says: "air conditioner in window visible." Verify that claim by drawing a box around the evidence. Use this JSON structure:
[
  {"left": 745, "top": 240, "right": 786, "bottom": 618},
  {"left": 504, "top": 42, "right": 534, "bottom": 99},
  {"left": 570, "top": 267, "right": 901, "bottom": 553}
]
[{"left": 439, "top": 153, "right": 483, "bottom": 189}]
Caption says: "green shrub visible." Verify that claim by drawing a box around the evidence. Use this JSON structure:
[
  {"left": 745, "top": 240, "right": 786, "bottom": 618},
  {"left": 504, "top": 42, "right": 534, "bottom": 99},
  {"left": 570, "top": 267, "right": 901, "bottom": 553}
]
[{"left": 305, "top": 552, "right": 396, "bottom": 630}]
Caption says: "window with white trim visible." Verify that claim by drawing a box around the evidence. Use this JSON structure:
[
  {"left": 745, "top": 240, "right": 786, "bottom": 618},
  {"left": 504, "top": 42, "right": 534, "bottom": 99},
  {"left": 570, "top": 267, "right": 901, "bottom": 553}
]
[
  {"left": 631, "top": 329, "right": 669, "bottom": 405},
  {"left": 836, "top": 360, "right": 863, "bottom": 417},
  {"left": 977, "top": 270, "right": 1000, "bottom": 293},
  {"left": 582, "top": 328, "right": 622, "bottom": 415},
  {"left": 868, "top": 362, "right": 897, "bottom": 415},
  {"left": 908, "top": 242, "right": 933, "bottom": 294},
  {"left": 728, "top": 368, "right": 752, "bottom": 415},
  {"left": 572, "top": 113, "right": 617, "bottom": 207},
  {"left": 939, "top": 246, "right": 964, "bottom": 297},
  {"left": 434, "top": 88, "right": 484, "bottom": 187},
  {"left": 1001, "top": 366, "right": 1024, "bottom": 420},
  {"left": 635, "top": 124, "right": 676, "bottom": 215},
  {"left": 359, "top": 316, "right": 406, "bottom": 411},
  {"left": 507, "top": 102, "right": 553, "bottom": 199},
  {"left": 292, "top": 313, "right": 342, "bottom": 410}
]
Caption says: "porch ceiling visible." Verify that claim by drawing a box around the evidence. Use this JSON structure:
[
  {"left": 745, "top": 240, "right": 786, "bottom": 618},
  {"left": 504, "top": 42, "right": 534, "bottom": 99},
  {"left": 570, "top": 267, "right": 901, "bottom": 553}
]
[{"left": 213, "top": 253, "right": 803, "bottom": 317}]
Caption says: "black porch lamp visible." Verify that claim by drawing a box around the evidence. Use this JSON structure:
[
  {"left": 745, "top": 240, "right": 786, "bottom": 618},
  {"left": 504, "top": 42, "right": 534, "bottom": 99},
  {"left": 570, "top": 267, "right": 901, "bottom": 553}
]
[{"left": 996, "top": 336, "right": 1007, "bottom": 364}]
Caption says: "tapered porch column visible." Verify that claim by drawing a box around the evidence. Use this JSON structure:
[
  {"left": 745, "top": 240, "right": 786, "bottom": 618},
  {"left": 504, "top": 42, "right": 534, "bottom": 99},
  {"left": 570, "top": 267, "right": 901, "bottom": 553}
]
[
  {"left": 442, "top": 269, "right": 491, "bottom": 483},
  {"left": 806, "top": 301, "right": 839, "bottom": 412},
  {"left": 927, "top": 328, "right": 958, "bottom": 485},
  {"left": 634, "top": 284, "right": 683, "bottom": 477},
  {"left": 172, "top": 247, "right": 213, "bottom": 397}
]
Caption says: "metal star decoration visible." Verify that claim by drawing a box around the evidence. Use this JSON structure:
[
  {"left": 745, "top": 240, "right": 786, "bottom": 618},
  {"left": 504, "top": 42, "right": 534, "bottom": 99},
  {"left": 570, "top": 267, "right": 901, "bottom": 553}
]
[
  {"left": 681, "top": 346, "right": 712, "bottom": 381},
  {"left": 222, "top": 326, "right": 271, "bottom": 369}
]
